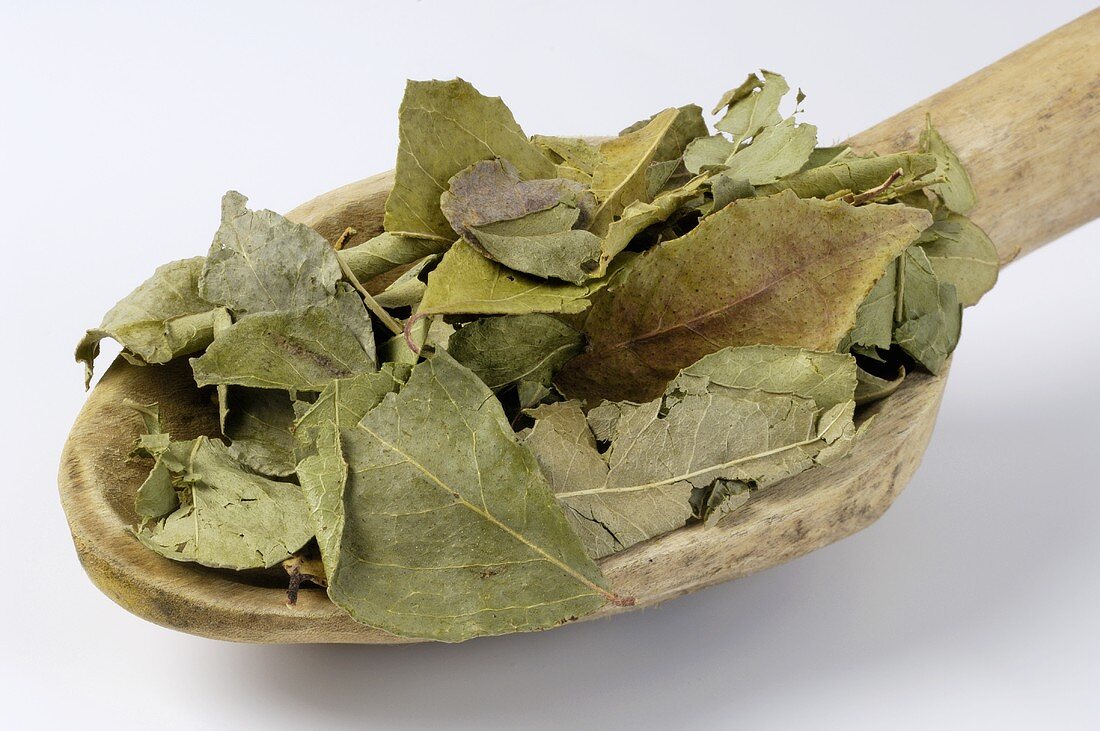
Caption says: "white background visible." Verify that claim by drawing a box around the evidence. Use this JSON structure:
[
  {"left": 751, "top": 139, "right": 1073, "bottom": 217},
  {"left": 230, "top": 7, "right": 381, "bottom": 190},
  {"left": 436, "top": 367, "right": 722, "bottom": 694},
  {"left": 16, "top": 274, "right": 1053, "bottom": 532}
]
[{"left": 2, "top": 2, "right": 1098, "bottom": 729}]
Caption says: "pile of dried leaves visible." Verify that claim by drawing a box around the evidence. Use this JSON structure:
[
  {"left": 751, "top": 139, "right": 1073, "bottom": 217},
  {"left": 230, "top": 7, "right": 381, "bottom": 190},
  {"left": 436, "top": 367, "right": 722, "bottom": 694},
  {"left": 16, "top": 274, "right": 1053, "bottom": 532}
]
[{"left": 77, "top": 73, "right": 997, "bottom": 642}]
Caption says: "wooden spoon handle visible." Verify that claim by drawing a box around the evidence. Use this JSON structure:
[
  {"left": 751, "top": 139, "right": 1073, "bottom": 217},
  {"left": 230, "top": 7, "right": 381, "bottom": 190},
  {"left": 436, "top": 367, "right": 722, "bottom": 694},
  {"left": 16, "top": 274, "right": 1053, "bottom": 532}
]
[{"left": 848, "top": 9, "right": 1100, "bottom": 264}]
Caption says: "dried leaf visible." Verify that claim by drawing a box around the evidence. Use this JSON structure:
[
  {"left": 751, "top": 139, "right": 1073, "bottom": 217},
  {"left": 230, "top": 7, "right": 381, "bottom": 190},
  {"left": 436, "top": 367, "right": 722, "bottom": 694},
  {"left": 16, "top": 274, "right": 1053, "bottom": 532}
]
[
  {"left": 917, "top": 213, "right": 998, "bottom": 306},
  {"left": 224, "top": 388, "right": 299, "bottom": 477},
  {"left": 327, "top": 351, "right": 611, "bottom": 641},
  {"left": 191, "top": 285, "right": 376, "bottom": 394},
  {"left": 760, "top": 152, "right": 938, "bottom": 201},
  {"left": 720, "top": 118, "right": 817, "bottom": 185},
  {"left": 339, "top": 232, "right": 451, "bottom": 286},
  {"left": 589, "top": 105, "right": 707, "bottom": 234},
  {"left": 76, "top": 257, "right": 216, "bottom": 387},
  {"left": 199, "top": 191, "right": 343, "bottom": 316},
  {"left": 383, "top": 79, "right": 555, "bottom": 241},
  {"left": 468, "top": 205, "right": 603, "bottom": 284},
  {"left": 894, "top": 247, "right": 961, "bottom": 374},
  {"left": 412, "top": 240, "right": 613, "bottom": 323},
  {"left": 448, "top": 314, "right": 585, "bottom": 390},
  {"left": 135, "top": 437, "right": 312, "bottom": 570},
  {"left": 714, "top": 70, "right": 788, "bottom": 145},
  {"left": 556, "top": 192, "right": 930, "bottom": 403},
  {"left": 855, "top": 365, "right": 906, "bottom": 404},
  {"left": 525, "top": 346, "right": 858, "bottom": 557},
  {"left": 294, "top": 365, "right": 410, "bottom": 579},
  {"left": 532, "top": 135, "right": 603, "bottom": 181},
  {"left": 843, "top": 259, "right": 898, "bottom": 351},
  {"left": 372, "top": 254, "right": 439, "bottom": 310},
  {"left": 920, "top": 118, "right": 977, "bottom": 214},
  {"left": 440, "top": 158, "right": 594, "bottom": 242}
]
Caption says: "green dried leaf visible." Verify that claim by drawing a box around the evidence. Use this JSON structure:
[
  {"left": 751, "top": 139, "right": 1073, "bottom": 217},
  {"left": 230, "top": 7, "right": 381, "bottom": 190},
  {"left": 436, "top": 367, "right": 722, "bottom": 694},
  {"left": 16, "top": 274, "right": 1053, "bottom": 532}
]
[
  {"left": 720, "top": 118, "right": 817, "bottom": 185},
  {"left": 855, "top": 366, "right": 906, "bottom": 405},
  {"left": 448, "top": 314, "right": 585, "bottom": 390},
  {"left": 468, "top": 205, "right": 603, "bottom": 284},
  {"left": 199, "top": 191, "right": 343, "bottom": 316},
  {"left": 894, "top": 247, "right": 961, "bottom": 374},
  {"left": 532, "top": 135, "right": 603, "bottom": 181},
  {"left": 224, "top": 388, "right": 299, "bottom": 477},
  {"left": 714, "top": 70, "right": 788, "bottom": 146},
  {"left": 295, "top": 365, "right": 410, "bottom": 579},
  {"left": 917, "top": 213, "right": 998, "bottom": 306},
  {"left": 920, "top": 118, "right": 977, "bottom": 214},
  {"left": 191, "top": 285, "right": 376, "bottom": 394},
  {"left": 372, "top": 255, "right": 438, "bottom": 310},
  {"left": 339, "top": 232, "right": 451, "bottom": 286},
  {"left": 556, "top": 192, "right": 930, "bottom": 403},
  {"left": 383, "top": 79, "right": 555, "bottom": 241},
  {"left": 76, "top": 257, "right": 216, "bottom": 387},
  {"left": 760, "top": 152, "right": 939, "bottom": 201},
  {"left": 589, "top": 105, "right": 707, "bottom": 234},
  {"left": 525, "top": 346, "right": 858, "bottom": 557},
  {"left": 135, "top": 437, "right": 312, "bottom": 570},
  {"left": 683, "top": 134, "right": 738, "bottom": 174},
  {"left": 843, "top": 259, "right": 898, "bottom": 351},
  {"left": 326, "top": 351, "right": 611, "bottom": 641},
  {"left": 412, "top": 240, "right": 612, "bottom": 322}
]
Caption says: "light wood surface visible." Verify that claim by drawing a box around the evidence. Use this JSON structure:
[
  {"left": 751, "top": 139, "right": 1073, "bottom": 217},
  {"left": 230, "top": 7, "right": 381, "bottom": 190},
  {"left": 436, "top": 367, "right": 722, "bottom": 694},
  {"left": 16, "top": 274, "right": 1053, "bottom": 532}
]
[{"left": 58, "top": 10, "right": 1100, "bottom": 643}]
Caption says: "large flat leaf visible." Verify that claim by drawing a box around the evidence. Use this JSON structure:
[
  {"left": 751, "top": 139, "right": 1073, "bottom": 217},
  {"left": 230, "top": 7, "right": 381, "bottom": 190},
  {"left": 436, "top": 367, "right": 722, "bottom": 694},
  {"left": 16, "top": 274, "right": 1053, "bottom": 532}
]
[
  {"left": 720, "top": 118, "right": 817, "bottom": 185},
  {"left": 327, "top": 351, "right": 611, "bottom": 641},
  {"left": 448, "top": 314, "right": 584, "bottom": 390},
  {"left": 199, "top": 191, "right": 343, "bottom": 316},
  {"left": 135, "top": 437, "right": 313, "bottom": 570},
  {"left": 383, "top": 79, "right": 555, "bottom": 241},
  {"left": 525, "top": 346, "right": 858, "bottom": 558},
  {"left": 589, "top": 105, "right": 707, "bottom": 234},
  {"left": 921, "top": 119, "right": 977, "bottom": 214},
  {"left": 76, "top": 257, "right": 216, "bottom": 387},
  {"left": 191, "top": 285, "right": 376, "bottom": 394},
  {"left": 468, "top": 206, "right": 603, "bottom": 284},
  {"left": 555, "top": 191, "right": 930, "bottom": 403}
]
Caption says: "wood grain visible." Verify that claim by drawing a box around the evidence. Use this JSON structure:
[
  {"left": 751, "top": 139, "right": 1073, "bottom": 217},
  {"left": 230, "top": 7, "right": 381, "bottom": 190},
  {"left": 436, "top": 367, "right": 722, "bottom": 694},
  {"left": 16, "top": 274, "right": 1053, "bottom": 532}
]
[{"left": 58, "top": 10, "right": 1100, "bottom": 643}]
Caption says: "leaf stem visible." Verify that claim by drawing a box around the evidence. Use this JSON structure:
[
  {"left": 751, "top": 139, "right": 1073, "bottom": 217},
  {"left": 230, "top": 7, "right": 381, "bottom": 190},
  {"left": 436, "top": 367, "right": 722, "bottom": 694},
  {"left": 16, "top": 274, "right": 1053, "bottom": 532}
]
[{"left": 337, "top": 253, "right": 404, "bottom": 337}]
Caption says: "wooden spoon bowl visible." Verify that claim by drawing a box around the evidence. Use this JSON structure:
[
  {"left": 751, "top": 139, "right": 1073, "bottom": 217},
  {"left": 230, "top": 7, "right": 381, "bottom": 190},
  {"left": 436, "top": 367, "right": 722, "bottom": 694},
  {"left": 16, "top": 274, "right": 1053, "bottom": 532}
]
[{"left": 58, "top": 12, "right": 1100, "bottom": 643}]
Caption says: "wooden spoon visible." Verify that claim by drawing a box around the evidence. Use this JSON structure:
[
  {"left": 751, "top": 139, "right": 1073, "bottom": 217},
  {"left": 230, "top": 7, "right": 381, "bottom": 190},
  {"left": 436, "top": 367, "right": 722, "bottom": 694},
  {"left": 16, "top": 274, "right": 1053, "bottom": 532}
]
[{"left": 58, "top": 11, "right": 1100, "bottom": 643}]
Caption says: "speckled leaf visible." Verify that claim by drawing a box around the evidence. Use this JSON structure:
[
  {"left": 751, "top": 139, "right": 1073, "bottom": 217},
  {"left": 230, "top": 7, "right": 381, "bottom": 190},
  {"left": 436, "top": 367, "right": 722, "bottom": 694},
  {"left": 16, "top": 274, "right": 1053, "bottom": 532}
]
[
  {"left": 917, "top": 213, "right": 998, "bottom": 306},
  {"left": 589, "top": 105, "right": 707, "bottom": 234},
  {"left": 383, "top": 79, "right": 555, "bottom": 241},
  {"left": 330, "top": 351, "right": 611, "bottom": 641},
  {"left": 448, "top": 314, "right": 584, "bottom": 390},
  {"left": 135, "top": 437, "right": 312, "bottom": 570},
  {"left": 199, "top": 191, "right": 342, "bottom": 316},
  {"left": 191, "top": 285, "right": 376, "bottom": 394},
  {"left": 76, "top": 257, "right": 216, "bottom": 387},
  {"left": 555, "top": 192, "right": 930, "bottom": 403}
]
